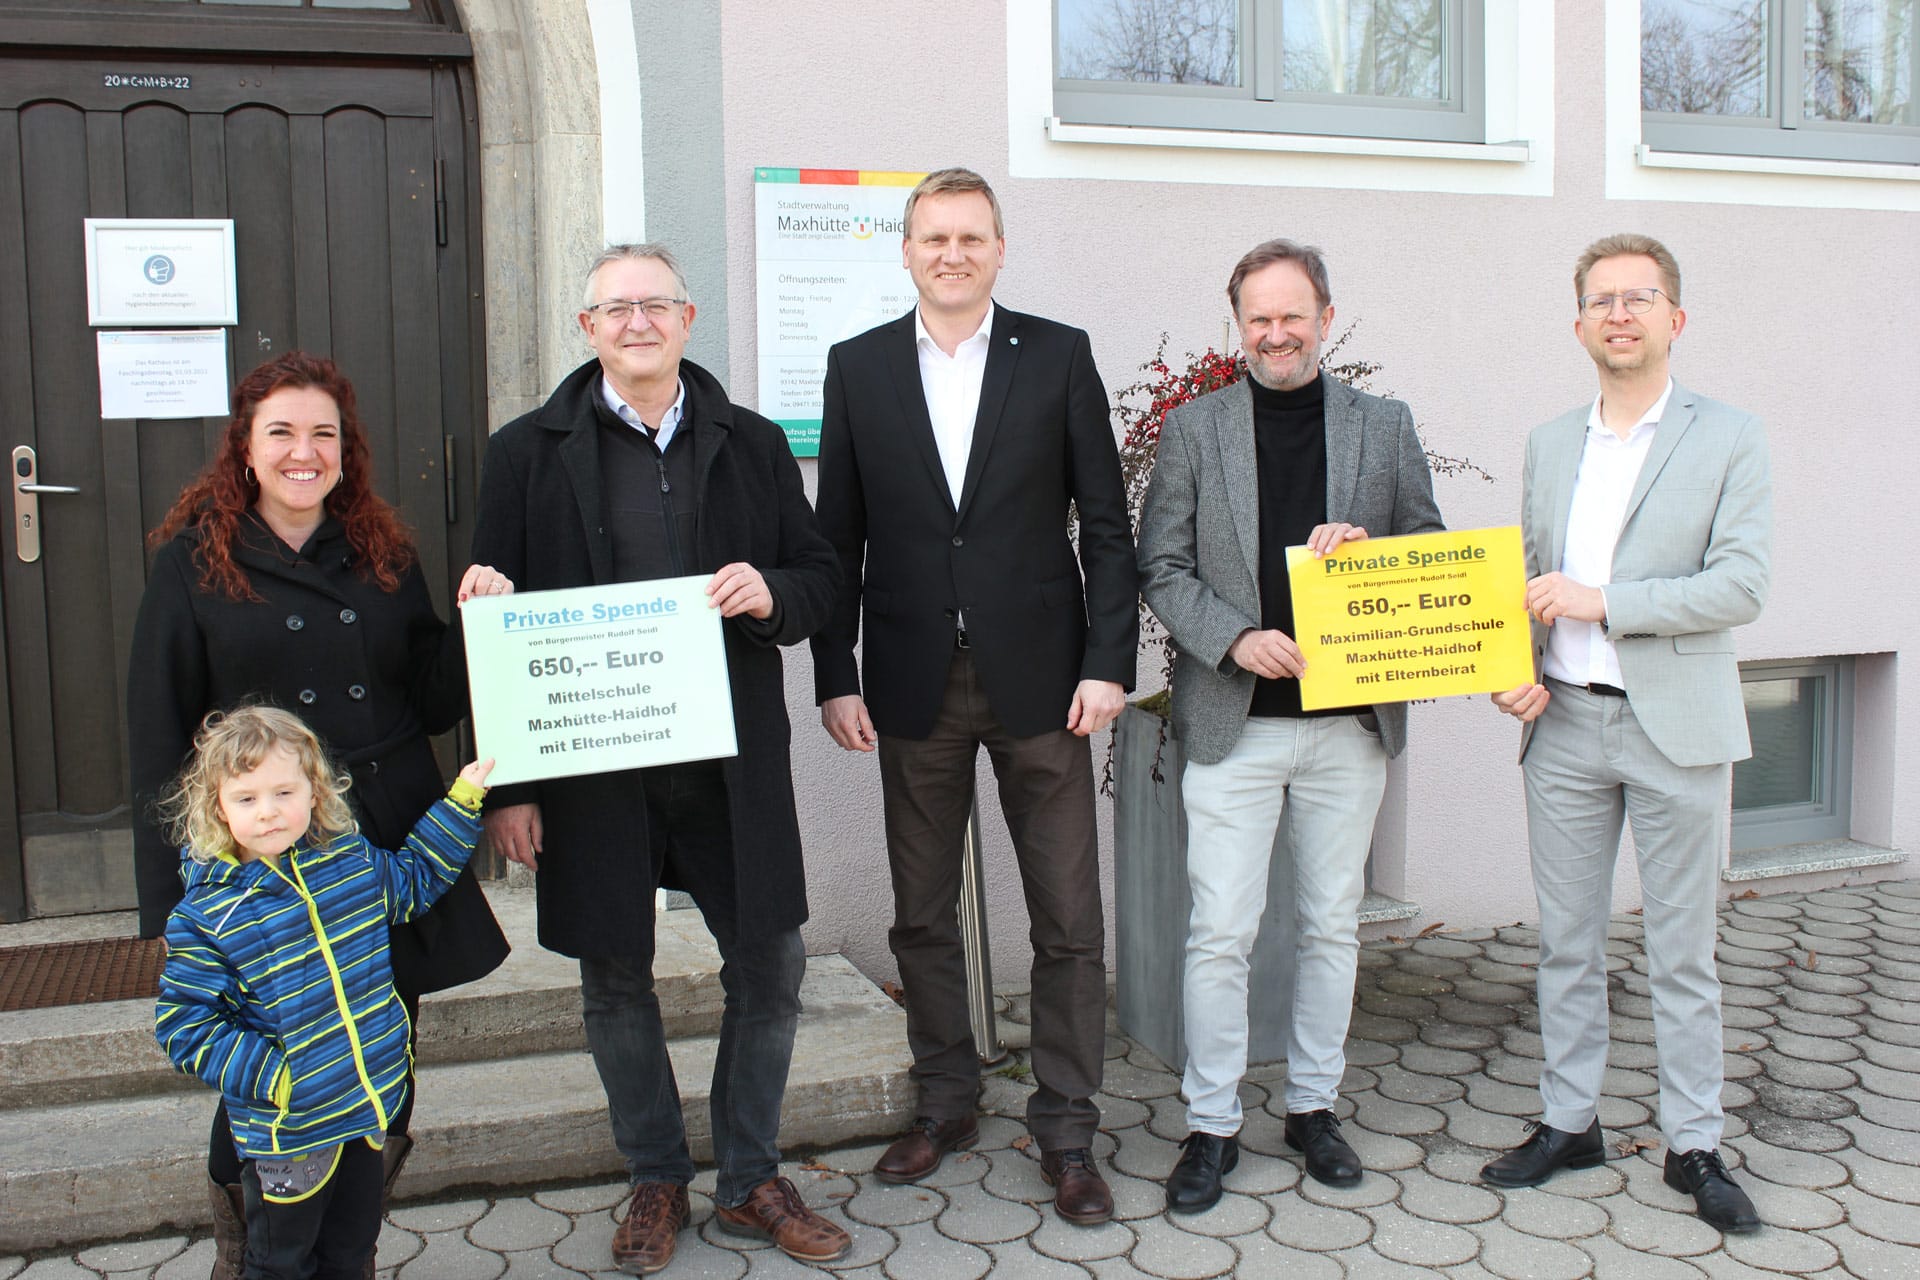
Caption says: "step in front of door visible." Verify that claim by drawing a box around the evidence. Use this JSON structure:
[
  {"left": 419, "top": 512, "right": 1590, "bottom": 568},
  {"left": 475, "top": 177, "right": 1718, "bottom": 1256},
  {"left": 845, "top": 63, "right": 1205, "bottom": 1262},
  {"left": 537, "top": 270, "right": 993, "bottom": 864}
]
[{"left": 0, "top": 957, "right": 912, "bottom": 1253}]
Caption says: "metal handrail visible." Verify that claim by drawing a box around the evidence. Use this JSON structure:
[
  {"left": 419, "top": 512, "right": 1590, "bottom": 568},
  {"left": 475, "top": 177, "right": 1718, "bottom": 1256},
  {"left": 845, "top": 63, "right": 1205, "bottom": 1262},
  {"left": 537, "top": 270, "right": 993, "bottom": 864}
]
[{"left": 958, "top": 796, "right": 1006, "bottom": 1066}]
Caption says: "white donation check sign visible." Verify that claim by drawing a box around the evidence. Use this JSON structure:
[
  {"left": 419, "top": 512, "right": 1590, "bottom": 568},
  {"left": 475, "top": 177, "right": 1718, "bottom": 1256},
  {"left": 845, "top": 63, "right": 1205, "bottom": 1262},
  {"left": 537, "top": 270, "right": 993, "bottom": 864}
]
[{"left": 462, "top": 578, "right": 738, "bottom": 786}]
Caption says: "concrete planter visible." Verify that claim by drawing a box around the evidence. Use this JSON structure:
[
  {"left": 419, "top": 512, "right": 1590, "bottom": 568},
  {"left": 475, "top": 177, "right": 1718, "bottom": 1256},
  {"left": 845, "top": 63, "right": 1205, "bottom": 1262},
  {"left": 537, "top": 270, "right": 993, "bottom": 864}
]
[{"left": 1112, "top": 703, "right": 1299, "bottom": 1073}]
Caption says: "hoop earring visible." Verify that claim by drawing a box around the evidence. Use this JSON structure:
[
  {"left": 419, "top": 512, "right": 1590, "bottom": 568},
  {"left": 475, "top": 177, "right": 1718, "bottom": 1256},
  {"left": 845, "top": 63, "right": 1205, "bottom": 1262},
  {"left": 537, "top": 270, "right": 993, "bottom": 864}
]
[{"left": 244, "top": 466, "right": 257, "bottom": 486}]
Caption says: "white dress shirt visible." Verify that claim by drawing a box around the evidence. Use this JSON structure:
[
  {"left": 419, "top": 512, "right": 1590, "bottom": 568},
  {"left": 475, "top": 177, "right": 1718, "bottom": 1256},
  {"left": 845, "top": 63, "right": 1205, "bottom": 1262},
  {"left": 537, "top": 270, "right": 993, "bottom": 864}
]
[
  {"left": 600, "top": 375, "right": 686, "bottom": 452},
  {"left": 914, "top": 303, "right": 994, "bottom": 507},
  {"left": 1542, "top": 380, "right": 1673, "bottom": 689}
]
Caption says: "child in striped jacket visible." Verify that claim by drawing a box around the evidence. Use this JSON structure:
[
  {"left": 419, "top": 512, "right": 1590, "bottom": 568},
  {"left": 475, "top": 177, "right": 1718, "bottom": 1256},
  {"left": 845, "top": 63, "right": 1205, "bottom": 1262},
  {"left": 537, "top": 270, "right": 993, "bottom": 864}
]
[{"left": 155, "top": 705, "right": 492, "bottom": 1279}]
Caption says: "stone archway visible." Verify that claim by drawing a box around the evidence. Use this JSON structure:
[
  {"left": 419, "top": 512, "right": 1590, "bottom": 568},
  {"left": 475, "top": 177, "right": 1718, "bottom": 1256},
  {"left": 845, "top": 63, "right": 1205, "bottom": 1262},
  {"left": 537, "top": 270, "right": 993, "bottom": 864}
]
[{"left": 459, "top": 0, "right": 605, "bottom": 429}]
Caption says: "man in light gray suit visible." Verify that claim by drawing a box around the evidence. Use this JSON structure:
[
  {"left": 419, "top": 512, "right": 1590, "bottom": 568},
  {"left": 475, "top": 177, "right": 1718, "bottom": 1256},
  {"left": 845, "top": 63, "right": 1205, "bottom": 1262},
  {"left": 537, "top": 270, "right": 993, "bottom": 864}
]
[
  {"left": 1485, "top": 234, "right": 1769, "bottom": 1235},
  {"left": 1138, "top": 240, "right": 1442, "bottom": 1213}
]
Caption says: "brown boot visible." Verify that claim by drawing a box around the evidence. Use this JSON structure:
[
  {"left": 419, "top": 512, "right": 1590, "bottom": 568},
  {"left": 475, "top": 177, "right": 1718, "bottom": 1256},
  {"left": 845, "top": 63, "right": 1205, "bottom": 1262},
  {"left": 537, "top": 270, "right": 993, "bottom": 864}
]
[
  {"left": 380, "top": 1134, "right": 413, "bottom": 1200},
  {"left": 359, "top": 1136, "right": 413, "bottom": 1280},
  {"left": 874, "top": 1115, "right": 979, "bottom": 1184},
  {"left": 1039, "top": 1148, "right": 1114, "bottom": 1225},
  {"left": 207, "top": 1177, "right": 246, "bottom": 1280}
]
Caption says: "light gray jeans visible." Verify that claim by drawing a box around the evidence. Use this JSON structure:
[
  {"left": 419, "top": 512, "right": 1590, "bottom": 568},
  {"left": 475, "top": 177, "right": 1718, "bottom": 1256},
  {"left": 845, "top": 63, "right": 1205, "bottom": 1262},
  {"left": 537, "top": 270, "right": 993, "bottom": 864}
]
[
  {"left": 1179, "top": 715, "right": 1388, "bottom": 1134},
  {"left": 1523, "top": 681, "right": 1729, "bottom": 1153}
]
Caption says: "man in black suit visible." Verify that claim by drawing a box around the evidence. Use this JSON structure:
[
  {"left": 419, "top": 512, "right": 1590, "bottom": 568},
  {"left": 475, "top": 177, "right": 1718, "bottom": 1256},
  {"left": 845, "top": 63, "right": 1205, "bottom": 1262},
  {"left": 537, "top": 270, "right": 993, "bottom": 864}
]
[{"left": 811, "top": 168, "right": 1137, "bottom": 1225}]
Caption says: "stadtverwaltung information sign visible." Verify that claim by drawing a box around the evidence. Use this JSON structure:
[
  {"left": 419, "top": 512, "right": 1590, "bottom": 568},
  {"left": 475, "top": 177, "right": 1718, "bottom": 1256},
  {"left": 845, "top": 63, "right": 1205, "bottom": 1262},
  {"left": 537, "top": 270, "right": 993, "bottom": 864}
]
[
  {"left": 753, "top": 167, "right": 924, "bottom": 457},
  {"left": 1287, "top": 526, "right": 1534, "bottom": 710},
  {"left": 461, "top": 578, "right": 738, "bottom": 786}
]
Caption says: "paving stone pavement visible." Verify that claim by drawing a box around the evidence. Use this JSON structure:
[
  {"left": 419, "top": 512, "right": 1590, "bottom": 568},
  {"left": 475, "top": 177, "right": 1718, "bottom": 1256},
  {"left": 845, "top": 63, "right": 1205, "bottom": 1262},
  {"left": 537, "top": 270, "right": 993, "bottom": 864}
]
[{"left": 8, "top": 880, "right": 1918, "bottom": 1278}]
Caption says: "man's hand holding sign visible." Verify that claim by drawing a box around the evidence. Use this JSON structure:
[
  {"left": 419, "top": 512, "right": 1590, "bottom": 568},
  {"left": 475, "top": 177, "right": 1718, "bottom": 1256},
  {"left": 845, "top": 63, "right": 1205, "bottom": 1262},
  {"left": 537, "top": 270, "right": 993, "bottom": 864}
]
[{"left": 461, "top": 577, "right": 740, "bottom": 803}]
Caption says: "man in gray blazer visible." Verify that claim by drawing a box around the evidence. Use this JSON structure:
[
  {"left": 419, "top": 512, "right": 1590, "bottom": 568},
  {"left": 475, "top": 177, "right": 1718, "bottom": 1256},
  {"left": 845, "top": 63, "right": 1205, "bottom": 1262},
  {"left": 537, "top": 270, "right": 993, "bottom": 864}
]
[
  {"left": 1138, "top": 240, "right": 1442, "bottom": 1212},
  {"left": 1485, "top": 234, "right": 1769, "bottom": 1235}
]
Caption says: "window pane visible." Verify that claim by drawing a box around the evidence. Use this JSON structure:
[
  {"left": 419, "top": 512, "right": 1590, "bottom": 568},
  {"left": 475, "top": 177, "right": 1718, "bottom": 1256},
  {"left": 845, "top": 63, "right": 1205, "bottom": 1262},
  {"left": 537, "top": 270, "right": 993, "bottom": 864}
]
[
  {"left": 1804, "top": 0, "right": 1917, "bottom": 123},
  {"left": 1733, "top": 676, "right": 1823, "bottom": 810},
  {"left": 1281, "top": 0, "right": 1447, "bottom": 99},
  {"left": 1058, "top": 0, "right": 1243, "bottom": 86},
  {"left": 1641, "top": 0, "right": 1770, "bottom": 116}
]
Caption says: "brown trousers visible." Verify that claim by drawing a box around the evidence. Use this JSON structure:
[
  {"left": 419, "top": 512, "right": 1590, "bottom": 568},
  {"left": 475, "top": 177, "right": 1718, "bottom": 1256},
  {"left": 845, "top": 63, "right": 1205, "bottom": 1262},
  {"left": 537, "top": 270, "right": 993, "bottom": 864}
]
[{"left": 876, "top": 648, "right": 1107, "bottom": 1150}]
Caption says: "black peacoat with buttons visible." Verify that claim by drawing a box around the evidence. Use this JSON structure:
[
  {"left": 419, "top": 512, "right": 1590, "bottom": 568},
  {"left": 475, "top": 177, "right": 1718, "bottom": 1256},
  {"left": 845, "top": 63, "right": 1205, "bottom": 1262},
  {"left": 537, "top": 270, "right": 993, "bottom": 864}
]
[
  {"left": 470, "top": 356, "right": 839, "bottom": 957},
  {"left": 128, "top": 513, "right": 509, "bottom": 994}
]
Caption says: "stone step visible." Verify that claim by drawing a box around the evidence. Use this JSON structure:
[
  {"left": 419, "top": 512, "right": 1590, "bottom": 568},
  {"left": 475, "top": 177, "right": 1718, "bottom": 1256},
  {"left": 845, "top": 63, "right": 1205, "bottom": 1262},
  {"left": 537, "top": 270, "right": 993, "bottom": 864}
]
[
  {"left": 0, "top": 955, "right": 914, "bottom": 1253},
  {"left": 0, "top": 888, "right": 724, "bottom": 1109}
]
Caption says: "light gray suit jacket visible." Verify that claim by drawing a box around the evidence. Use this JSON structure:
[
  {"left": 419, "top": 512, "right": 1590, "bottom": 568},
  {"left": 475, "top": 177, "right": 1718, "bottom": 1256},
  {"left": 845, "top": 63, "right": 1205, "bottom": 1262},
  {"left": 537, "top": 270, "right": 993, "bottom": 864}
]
[
  {"left": 1138, "top": 375, "right": 1444, "bottom": 765},
  {"left": 1519, "top": 381, "right": 1771, "bottom": 767}
]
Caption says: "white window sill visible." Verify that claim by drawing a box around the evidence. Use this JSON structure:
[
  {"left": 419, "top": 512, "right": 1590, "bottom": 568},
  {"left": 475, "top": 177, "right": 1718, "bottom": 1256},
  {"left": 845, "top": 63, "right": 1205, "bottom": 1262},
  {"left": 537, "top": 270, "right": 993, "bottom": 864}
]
[
  {"left": 1637, "top": 144, "right": 1920, "bottom": 183},
  {"left": 1046, "top": 117, "right": 1533, "bottom": 164},
  {"left": 1357, "top": 891, "right": 1421, "bottom": 925},
  {"left": 1724, "top": 839, "right": 1906, "bottom": 882}
]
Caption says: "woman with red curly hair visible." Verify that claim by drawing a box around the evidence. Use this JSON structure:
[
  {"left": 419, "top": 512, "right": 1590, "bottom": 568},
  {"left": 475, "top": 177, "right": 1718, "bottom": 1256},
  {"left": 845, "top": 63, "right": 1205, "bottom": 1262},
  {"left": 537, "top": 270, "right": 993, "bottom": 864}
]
[{"left": 127, "top": 351, "right": 512, "bottom": 1279}]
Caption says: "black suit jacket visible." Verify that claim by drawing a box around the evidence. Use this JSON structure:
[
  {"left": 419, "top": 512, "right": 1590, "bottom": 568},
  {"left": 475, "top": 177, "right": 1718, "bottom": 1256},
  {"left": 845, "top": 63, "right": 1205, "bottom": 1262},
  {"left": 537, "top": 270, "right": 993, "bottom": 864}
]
[{"left": 811, "top": 304, "right": 1137, "bottom": 739}]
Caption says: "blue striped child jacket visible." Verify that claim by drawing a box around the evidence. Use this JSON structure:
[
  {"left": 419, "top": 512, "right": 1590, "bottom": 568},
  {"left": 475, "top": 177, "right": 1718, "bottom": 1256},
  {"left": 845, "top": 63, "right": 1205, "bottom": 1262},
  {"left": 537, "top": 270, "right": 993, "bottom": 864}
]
[{"left": 155, "top": 779, "right": 486, "bottom": 1159}]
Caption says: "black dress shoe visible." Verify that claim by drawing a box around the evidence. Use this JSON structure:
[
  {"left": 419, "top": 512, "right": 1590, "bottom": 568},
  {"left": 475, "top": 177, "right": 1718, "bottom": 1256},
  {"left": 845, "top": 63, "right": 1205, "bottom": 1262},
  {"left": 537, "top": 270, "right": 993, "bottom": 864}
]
[
  {"left": 1664, "top": 1148, "right": 1761, "bottom": 1233},
  {"left": 1284, "top": 1110, "right": 1362, "bottom": 1187},
  {"left": 1481, "top": 1119, "right": 1606, "bottom": 1188},
  {"left": 1166, "top": 1132, "right": 1239, "bottom": 1214}
]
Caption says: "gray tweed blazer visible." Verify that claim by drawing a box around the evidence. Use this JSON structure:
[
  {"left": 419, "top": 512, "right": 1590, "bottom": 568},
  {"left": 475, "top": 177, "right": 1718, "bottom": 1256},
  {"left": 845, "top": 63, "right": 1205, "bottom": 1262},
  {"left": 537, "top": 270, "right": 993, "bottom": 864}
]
[{"left": 1138, "top": 374, "right": 1444, "bottom": 765}]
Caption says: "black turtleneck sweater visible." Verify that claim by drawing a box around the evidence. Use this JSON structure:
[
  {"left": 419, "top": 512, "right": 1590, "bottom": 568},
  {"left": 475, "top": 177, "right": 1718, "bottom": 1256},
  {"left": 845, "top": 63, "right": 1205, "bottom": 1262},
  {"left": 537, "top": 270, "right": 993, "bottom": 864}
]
[{"left": 1248, "top": 374, "right": 1356, "bottom": 719}]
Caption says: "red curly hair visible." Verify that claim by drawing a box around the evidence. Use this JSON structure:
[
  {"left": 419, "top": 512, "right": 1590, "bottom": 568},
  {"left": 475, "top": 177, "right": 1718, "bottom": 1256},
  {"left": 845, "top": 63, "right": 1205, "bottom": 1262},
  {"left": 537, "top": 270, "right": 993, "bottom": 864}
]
[{"left": 152, "top": 352, "right": 417, "bottom": 601}]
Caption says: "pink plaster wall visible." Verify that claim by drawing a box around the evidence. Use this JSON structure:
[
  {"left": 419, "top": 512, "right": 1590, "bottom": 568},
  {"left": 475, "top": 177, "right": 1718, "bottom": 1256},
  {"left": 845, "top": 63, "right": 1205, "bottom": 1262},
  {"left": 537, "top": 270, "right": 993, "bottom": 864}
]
[{"left": 710, "top": 0, "right": 1919, "bottom": 984}]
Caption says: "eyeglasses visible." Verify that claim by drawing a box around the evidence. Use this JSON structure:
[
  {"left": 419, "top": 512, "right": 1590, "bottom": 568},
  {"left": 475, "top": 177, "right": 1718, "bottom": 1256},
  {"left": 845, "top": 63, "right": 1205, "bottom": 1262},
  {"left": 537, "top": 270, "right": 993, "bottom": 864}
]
[
  {"left": 584, "top": 297, "right": 687, "bottom": 323},
  {"left": 1578, "top": 288, "right": 1666, "bottom": 319}
]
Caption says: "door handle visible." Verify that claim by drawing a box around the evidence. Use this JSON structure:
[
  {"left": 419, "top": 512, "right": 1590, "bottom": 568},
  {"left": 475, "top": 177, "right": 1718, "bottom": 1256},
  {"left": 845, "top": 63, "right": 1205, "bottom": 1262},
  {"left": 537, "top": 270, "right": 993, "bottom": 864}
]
[{"left": 12, "top": 446, "right": 79, "bottom": 563}]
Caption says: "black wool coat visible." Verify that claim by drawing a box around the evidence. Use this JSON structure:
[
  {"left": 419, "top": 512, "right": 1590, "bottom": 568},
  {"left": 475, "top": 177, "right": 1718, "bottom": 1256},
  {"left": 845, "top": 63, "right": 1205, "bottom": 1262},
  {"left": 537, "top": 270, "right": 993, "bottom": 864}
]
[
  {"left": 128, "top": 515, "right": 510, "bottom": 995},
  {"left": 470, "top": 357, "right": 838, "bottom": 958}
]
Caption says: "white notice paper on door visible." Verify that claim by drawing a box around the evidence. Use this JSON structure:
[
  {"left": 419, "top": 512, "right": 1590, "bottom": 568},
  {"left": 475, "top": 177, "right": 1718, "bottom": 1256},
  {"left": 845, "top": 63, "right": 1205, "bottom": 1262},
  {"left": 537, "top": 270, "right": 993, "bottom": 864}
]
[{"left": 97, "top": 330, "right": 229, "bottom": 420}]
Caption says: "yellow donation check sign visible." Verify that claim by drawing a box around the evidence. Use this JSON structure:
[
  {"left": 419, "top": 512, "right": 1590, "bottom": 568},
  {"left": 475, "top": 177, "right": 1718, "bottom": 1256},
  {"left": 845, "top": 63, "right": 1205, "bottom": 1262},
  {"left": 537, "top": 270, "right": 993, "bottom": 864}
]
[
  {"left": 461, "top": 577, "right": 738, "bottom": 786},
  {"left": 1286, "top": 526, "right": 1533, "bottom": 710}
]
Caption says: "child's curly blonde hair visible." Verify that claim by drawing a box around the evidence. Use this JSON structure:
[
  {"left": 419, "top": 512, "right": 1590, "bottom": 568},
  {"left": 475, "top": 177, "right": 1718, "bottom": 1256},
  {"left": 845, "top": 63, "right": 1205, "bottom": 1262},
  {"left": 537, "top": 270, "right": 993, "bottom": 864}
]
[{"left": 162, "top": 705, "right": 356, "bottom": 862}]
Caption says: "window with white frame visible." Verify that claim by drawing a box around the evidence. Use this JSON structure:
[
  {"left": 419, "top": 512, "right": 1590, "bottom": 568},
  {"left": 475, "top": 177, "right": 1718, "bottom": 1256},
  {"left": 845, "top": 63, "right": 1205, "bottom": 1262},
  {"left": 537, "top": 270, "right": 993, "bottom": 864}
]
[
  {"left": 1731, "top": 657, "right": 1855, "bottom": 851},
  {"left": 1053, "top": 0, "right": 1485, "bottom": 143},
  {"left": 1641, "top": 0, "right": 1919, "bottom": 164}
]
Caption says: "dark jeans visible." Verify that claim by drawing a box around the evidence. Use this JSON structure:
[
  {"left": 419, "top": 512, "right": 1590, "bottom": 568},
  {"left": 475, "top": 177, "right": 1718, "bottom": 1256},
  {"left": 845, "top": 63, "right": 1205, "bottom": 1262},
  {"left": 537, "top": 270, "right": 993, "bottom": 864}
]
[
  {"left": 239, "top": 1139, "right": 383, "bottom": 1280},
  {"left": 578, "top": 761, "right": 806, "bottom": 1208},
  {"left": 876, "top": 648, "right": 1108, "bottom": 1150}
]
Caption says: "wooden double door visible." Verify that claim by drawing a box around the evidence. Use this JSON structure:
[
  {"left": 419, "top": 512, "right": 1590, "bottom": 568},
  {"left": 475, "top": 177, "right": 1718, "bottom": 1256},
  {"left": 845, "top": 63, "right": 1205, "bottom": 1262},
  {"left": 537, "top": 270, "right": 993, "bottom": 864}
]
[{"left": 0, "top": 53, "right": 488, "bottom": 920}]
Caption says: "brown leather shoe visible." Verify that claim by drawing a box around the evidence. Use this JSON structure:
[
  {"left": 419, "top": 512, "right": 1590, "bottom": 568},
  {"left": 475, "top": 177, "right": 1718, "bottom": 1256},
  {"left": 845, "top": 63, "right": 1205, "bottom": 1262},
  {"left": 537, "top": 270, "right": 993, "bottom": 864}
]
[
  {"left": 873, "top": 1114, "right": 980, "bottom": 1184},
  {"left": 1040, "top": 1148, "right": 1113, "bottom": 1225},
  {"left": 610, "top": 1181, "right": 690, "bottom": 1275},
  {"left": 713, "top": 1176, "right": 852, "bottom": 1262}
]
